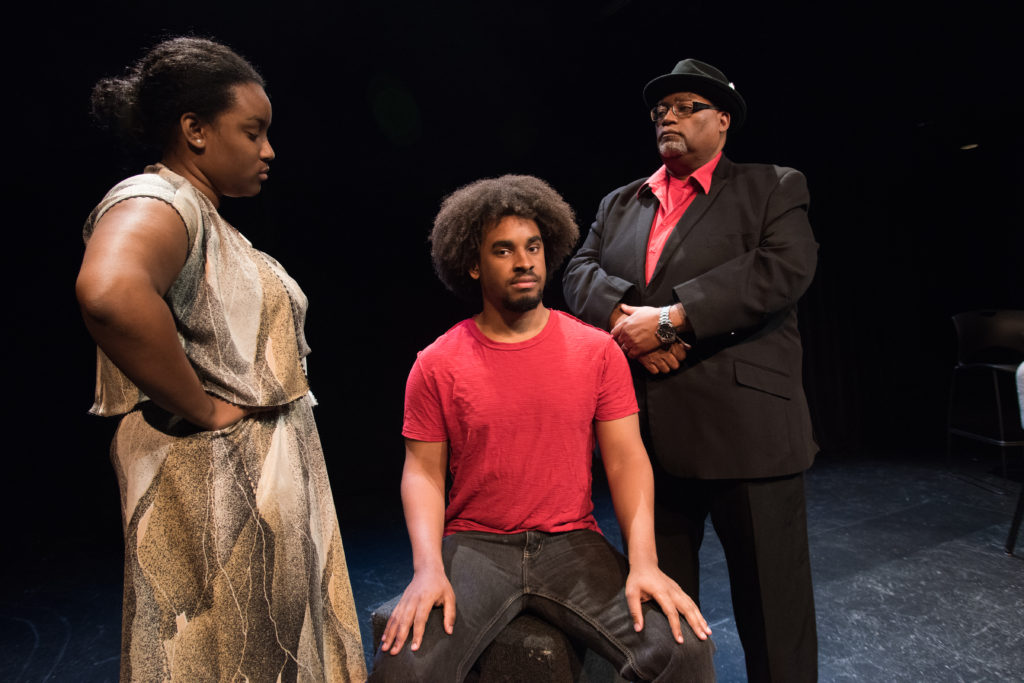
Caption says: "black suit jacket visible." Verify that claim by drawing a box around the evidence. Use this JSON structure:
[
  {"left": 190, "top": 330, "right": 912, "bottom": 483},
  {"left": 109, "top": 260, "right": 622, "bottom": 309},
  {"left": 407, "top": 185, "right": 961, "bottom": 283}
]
[{"left": 563, "top": 156, "right": 818, "bottom": 479}]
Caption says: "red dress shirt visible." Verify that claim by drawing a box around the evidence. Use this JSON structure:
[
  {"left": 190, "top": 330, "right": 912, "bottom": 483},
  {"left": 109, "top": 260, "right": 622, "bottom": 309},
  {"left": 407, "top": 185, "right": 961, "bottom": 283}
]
[{"left": 642, "top": 152, "right": 721, "bottom": 283}]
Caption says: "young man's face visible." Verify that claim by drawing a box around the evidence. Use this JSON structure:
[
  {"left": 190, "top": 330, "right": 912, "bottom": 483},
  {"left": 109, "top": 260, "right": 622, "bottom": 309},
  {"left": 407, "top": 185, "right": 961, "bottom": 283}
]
[{"left": 470, "top": 215, "right": 546, "bottom": 313}]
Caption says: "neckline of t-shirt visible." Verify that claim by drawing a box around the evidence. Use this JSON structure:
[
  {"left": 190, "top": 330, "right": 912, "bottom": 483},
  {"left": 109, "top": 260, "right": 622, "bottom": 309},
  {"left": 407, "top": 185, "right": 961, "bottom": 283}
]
[{"left": 465, "top": 309, "right": 560, "bottom": 350}]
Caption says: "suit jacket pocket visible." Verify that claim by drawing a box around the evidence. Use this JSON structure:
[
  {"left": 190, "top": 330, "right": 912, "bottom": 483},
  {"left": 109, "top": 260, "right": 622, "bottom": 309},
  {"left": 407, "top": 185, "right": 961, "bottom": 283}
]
[{"left": 734, "top": 360, "right": 792, "bottom": 400}]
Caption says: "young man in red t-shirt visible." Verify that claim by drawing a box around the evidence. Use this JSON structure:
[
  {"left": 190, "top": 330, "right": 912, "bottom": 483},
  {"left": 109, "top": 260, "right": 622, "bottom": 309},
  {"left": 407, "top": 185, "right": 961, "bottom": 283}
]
[{"left": 370, "top": 175, "right": 715, "bottom": 682}]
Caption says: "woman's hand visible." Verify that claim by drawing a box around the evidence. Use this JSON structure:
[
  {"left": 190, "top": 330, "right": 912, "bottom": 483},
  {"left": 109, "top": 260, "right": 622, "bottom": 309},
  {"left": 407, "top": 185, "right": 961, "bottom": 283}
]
[{"left": 197, "top": 394, "right": 253, "bottom": 431}]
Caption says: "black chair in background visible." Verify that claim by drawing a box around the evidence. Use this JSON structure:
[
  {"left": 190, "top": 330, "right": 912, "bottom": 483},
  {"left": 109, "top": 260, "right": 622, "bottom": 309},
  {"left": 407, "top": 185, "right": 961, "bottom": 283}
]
[
  {"left": 947, "top": 310, "right": 1024, "bottom": 480},
  {"left": 1007, "top": 361, "right": 1024, "bottom": 555}
]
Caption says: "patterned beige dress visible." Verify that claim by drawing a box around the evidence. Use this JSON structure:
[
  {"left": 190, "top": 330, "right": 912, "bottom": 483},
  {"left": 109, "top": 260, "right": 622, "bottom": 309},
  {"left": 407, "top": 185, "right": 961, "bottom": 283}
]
[{"left": 84, "top": 165, "right": 366, "bottom": 682}]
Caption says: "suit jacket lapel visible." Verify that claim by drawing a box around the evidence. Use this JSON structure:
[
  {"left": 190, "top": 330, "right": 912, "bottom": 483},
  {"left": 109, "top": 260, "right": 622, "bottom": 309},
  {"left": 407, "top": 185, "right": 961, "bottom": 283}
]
[
  {"left": 648, "top": 156, "right": 732, "bottom": 286},
  {"left": 633, "top": 185, "right": 660, "bottom": 285}
]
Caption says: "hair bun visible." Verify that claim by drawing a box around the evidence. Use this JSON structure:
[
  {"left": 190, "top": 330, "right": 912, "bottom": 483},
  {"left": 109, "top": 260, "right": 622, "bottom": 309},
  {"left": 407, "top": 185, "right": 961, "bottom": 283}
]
[{"left": 90, "top": 74, "right": 141, "bottom": 140}]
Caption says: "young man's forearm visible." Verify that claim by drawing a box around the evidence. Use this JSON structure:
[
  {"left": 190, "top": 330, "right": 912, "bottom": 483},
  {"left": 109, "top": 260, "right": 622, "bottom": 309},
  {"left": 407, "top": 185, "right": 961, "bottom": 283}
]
[
  {"left": 596, "top": 415, "right": 660, "bottom": 568},
  {"left": 606, "top": 455, "right": 660, "bottom": 568},
  {"left": 401, "top": 439, "right": 449, "bottom": 572}
]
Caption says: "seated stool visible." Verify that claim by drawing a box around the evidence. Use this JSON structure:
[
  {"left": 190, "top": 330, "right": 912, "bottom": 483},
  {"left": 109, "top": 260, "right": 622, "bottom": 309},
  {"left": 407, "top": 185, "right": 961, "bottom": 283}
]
[{"left": 371, "top": 594, "right": 627, "bottom": 682}]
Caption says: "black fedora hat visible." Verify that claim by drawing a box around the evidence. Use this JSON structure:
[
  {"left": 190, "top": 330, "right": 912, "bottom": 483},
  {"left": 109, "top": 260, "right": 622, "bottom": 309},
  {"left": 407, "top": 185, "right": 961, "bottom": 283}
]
[{"left": 643, "top": 59, "right": 746, "bottom": 129}]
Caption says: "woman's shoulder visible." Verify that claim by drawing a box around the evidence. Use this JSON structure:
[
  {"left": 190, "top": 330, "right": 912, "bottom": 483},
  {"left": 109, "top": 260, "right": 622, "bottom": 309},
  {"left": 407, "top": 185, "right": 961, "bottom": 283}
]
[
  {"left": 102, "top": 165, "right": 177, "bottom": 202},
  {"left": 85, "top": 165, "right": 204, "bottom": 244}
]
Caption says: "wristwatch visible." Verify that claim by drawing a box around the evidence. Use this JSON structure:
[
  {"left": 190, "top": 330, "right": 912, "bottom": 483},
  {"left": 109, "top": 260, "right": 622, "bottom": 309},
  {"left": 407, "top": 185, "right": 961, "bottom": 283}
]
[{"left": 656, "top": 306, "right": 678, "bottom": 346}]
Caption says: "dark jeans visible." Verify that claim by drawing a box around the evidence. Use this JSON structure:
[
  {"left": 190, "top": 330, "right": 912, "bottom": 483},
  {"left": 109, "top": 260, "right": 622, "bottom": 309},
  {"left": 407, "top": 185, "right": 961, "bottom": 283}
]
[{"left": 370, "top": 529, "right": 716, "bottom": 682}]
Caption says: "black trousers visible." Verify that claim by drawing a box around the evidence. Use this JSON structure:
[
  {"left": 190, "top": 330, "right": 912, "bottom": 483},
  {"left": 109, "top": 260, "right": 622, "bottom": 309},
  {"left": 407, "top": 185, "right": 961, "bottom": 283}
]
[{"left": 652, "top": 466, "right": 818, "bottom": 683}]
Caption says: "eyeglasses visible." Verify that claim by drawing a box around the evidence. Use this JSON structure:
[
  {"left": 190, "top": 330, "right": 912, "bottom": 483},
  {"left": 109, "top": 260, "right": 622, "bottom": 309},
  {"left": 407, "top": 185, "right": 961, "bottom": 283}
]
[{"left": 650, "top": 101, "right": 719, "bottom": 123}]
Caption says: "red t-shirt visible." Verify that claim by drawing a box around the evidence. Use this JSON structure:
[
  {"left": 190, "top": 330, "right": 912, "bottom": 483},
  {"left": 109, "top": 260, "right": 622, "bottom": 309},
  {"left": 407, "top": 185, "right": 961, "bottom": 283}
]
[{"left": 403, "top": 310, "right": 638, "bottom": 536}]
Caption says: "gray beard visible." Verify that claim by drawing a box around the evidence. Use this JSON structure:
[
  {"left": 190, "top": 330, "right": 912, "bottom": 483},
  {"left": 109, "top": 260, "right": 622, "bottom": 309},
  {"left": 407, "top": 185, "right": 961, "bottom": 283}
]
[{"left": 658, "top": 139, "right": 688, "bottom": 158}]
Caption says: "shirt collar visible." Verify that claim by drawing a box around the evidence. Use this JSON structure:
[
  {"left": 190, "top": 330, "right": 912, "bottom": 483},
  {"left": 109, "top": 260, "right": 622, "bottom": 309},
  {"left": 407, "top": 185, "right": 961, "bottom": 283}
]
[{"left": 640, "top": 151, "right": 722, "bottom": 198}]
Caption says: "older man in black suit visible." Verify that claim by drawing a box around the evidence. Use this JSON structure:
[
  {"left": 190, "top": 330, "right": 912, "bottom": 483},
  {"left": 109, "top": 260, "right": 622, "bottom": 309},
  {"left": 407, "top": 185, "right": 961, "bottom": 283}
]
[{"left": 563, "top": 59, "right": 819, "bottom": 682}]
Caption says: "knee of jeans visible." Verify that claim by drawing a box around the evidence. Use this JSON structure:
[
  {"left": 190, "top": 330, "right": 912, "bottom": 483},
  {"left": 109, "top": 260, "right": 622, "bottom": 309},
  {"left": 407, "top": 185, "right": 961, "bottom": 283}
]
[
  {"left": 371, "top": 647, "right": 453, "bottom": 683},
  {"left": 629, "top": 630, "right": 716, "bottom": 681},
  {"left": 667, "top": 633, "right": 716, "bottom": 680}
]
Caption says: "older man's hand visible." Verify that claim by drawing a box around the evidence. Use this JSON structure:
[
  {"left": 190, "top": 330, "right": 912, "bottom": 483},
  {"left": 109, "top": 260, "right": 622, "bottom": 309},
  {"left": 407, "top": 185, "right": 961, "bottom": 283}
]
[
  {"left": 638, "top": 342, "right": 689, "bottom": 374},
  {"left": 611, "top": 304, "right": 664, "bottom": 358}
]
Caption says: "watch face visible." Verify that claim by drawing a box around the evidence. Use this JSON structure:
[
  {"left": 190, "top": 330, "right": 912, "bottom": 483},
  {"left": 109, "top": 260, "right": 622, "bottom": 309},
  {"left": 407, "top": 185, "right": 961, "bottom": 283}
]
[{"left": 656, "top": 324, "right": 677, "bottom": 343}]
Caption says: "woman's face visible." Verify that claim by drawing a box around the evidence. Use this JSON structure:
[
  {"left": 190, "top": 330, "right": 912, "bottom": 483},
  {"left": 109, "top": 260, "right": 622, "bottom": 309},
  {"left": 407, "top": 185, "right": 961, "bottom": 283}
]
[{"left": 195, "top": 82, "right": 275, "bottom": 199}]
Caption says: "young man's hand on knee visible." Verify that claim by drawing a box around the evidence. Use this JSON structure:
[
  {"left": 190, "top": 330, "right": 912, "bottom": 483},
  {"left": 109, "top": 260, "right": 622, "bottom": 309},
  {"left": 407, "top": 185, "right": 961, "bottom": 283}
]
[{"left": 380, "top": 567, "right": 456, "bottom": 654}]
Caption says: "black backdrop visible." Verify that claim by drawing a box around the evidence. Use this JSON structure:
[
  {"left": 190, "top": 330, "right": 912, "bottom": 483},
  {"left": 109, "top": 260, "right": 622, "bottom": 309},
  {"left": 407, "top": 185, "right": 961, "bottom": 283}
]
[{"left": 4, "top": 1, "right": 1022, "bottom": 559}]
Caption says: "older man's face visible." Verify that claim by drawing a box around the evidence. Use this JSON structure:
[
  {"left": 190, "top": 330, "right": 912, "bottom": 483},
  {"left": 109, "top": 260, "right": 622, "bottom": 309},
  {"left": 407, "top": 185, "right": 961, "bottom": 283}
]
[{"left": 654, "top": 91, "right": 730, "bottom": 174}]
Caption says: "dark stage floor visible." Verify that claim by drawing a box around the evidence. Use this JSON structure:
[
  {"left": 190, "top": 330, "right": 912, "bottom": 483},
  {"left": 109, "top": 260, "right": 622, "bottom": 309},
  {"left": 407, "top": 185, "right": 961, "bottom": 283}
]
[{"left": 2, "top": 451, "right": 1022, "bottom": 682}]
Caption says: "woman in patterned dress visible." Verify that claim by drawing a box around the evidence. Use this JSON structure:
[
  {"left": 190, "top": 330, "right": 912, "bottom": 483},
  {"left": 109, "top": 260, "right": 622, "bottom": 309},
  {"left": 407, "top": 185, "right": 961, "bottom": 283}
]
[{"left": 76, "top": 37, "right": 366, "bottom": 682}]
